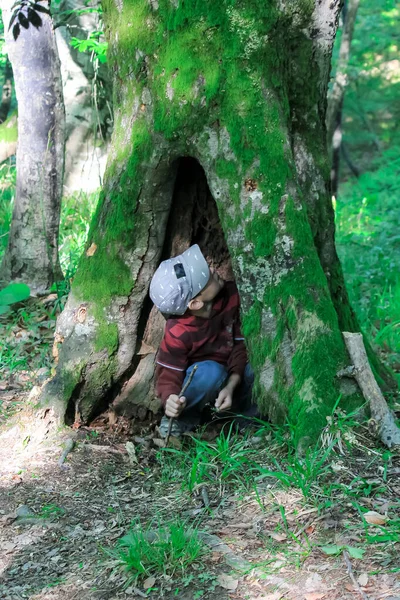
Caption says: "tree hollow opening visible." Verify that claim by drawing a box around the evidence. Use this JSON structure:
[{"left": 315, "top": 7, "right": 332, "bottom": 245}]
[
  {"left": 163, "top": 157, "right": 233, "bottom": 278},
  {"left": 113, "top": 157, "right": 234, "bottom": 418}
]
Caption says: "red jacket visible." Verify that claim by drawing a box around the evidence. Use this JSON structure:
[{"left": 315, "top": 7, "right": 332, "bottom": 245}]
[{"left": 155, "top": 281, "right": 247, "bottom": 404}]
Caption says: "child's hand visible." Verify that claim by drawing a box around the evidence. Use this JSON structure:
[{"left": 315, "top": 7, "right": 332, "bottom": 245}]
[
  {"left": 215, "top": 388, "right": 233, "bottom": 412},
  {"left": 165, "top": 394, "right": 187, "bottom": 418}
]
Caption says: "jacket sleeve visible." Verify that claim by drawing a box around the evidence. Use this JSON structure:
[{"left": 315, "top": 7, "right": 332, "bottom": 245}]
[
  {"left": 227, "top": 332, "right": 247, "bottom": 379},
  {"left": 155, "top": 319, "right": 189, "bottom": 405}
]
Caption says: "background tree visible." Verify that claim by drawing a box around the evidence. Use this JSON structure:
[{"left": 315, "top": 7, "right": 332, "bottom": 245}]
[
  {"left": 54, "top": 0, "right": 111, "bottom": 193},
  {"left": 0, "top": 57, "right": 12, "bottom": 124},
  {"left": 327, "top": 0, "right": 360, "bottom": 197},
  {"left": 40, "top": 0, "right": 396, "bottom": 444},
  {"left": 0, "top": 0, "right": 65, "bottom": 293}
]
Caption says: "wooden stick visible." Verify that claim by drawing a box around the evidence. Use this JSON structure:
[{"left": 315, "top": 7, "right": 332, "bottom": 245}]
[
  {"left": 165, "top": 365, "right": 198, "bottom": 447},
  {"left": 343, "top": 550, "right": 370, "bottom": 600},
  {"left": 343, "top": 332, "right": 400, "bottom": 448}
]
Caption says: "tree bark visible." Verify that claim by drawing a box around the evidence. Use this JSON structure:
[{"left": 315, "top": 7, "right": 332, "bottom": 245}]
[
  {"left": 40, "top": 0, "right": 395, "bottom": 443},
  {"left": 0, "top": 0, "right": 65, "bottom": 293},
  {"left": 54, "top": 0, "right": 112, "bottom": 193},
  {"left": 326, "top": 0, "right": 360, "bottom": 196}
]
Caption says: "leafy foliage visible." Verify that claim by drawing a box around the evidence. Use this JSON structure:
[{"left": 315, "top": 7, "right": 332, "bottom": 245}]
[
  {"left": 336, "top": 146, "right": 400, "bottom": 381},
  {"left": 70, "top": 32, "right": 107, "bottom": 63},
  {"left": 0, "top": 280, "right": 29, "bottom": 312},
  {"left": 8, "top": 0, "right": 51, "bottom": 41}
]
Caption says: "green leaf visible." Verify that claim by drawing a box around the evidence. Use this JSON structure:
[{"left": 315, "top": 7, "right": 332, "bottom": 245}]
[
  {"left": 320, "top": 544, "right": 343, "bottom": 556},
  {"left": 0, "top": 305, "right": 11, "bottom": 315},
  {"left": 0, "top": 283, "right": 30, "bottom": 305},
  {"left": 346, "top": 546, "right": 365, "bottom": 559}
]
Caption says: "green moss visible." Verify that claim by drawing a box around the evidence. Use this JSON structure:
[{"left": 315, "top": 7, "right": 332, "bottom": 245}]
[
  {"left": 242, "top": 300, "right": 262, "bottom": 338},
  {"left": 245, "top": 214, "right": 276, "bottom": 257},
  {"left": 94, "top": 322, "right": 119, "bottom": 355}
]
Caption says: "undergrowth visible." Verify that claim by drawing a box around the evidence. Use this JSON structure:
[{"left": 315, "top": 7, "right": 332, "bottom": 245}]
[
  {"left": 336, "top": 147, "right": 400, "bottom": 384},
  {"left": 109, "top": 518, "right": 206, "bottom": 585},
  {"left": 157, "top": 404, "right": 375, "bottom": 502}
]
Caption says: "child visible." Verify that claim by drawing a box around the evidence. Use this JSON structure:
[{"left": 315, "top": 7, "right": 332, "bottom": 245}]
[{"left": 150, "top": 244, "right": 255, "bottom": 438}]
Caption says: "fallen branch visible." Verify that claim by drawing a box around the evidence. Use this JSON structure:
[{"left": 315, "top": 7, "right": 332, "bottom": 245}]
[
  {"left": 84, "top": 443, "right": 124, "bottom": 455},
  {"left": 343, "top": 332, "right": 400, "bottom": 448},
  {"left": 343, "top": 550, "right": 370, "bottom": 600}
]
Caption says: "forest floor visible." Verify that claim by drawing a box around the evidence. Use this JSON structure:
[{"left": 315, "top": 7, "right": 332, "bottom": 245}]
[{"left": 0, "top": 383, "right": 400, "bottom": 600}]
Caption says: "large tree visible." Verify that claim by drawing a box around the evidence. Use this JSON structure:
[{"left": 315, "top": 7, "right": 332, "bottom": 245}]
[
  {"left": 40, "top": 0, "right": 395, "bottom": 443},
  {"left": 0, "top": 0, "right": 65, "bottom": 293}
]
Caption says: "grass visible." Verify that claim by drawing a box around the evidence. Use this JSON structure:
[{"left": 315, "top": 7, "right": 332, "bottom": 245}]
[
  {"left": 109, "top": 518, "right": 207, "bottom": 585},
  {"left": 335, "top": 146, "right": 400, "bottom": 384},
  {"left": 0, "top": 161, "right": 15, "bottom": 259},
  {"left": 0, "top": 302, "right": 55, "bottom": 388},
  {"left": 157, "top": 405, "right": 374, "bottom": 504},
  {"left": 0, "top": 187, "right": 98, "bottom": 389},
  {"left": 158, "top": 423, "right": 261, "bottom": 493},
  {"left": 58, "top": 189, "right": 99, "bottom": 277},
  {"left": 256, "top": 441, "right": 336, "bottom": 500}
]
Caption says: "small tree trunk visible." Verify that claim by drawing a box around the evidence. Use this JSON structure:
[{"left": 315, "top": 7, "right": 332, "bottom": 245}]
[
  {"left": 0, "top": 59, "right": 13, "bottom": 125},
  {"left": 40, "top": 0, "right": 395, "bottom": 444},
  {"left": 327, "top": 0, "right": 360, "bottom": 195},
  {"left": 0, "top": 0, "right": 65, "bottom": 293}
]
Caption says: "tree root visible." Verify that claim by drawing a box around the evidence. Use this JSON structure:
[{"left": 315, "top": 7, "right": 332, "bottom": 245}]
[
  {"left": 58, "top": 438, "right": 75, "bottom": 468},
  {"left": 343, "top": 332, "right": 400, "bottom": 448}
]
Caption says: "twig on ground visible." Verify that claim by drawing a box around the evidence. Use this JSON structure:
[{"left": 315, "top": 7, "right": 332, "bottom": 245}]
[
  {"left": 201, "top": 485, "right": 210, "bottom": 508},
  {"left": 294, "top": 511, "right": 332, "bottom": 538},
  {"left": 342, "top": 550, "right": 370, "bottom": 600},
  {"left": 84, "top": 443, "right": 124, "bottom": 454},
  {"left": 58, "top": 438, "right": 75, "bottom": 468}
]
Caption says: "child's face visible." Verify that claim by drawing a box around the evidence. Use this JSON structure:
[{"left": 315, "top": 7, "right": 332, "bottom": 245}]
[{"left": 197, "top": 270, "right": 224, "bottom": 303}]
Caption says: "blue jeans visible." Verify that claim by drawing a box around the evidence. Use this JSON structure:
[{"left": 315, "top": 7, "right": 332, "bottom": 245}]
[{"left": 180, "top": 360, "right": 256, "bottom": 426}]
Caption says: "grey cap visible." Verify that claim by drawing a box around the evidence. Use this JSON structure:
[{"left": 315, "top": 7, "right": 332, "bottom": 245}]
[{"left": 150, "top": 244, "right": 210, "bottom": 315}]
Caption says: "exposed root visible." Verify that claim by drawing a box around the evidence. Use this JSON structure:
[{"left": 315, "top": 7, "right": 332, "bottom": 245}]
[
  {"left": 58, "top": 437, "right": 75, "bottom": 468},
  {"left": 343, "top": 550, "right": 370, "bottom": 600}
]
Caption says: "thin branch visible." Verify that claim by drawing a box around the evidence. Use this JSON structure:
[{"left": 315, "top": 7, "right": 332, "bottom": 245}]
[{"left": 343, "top": 550, "right": 370, "bottom": 600}]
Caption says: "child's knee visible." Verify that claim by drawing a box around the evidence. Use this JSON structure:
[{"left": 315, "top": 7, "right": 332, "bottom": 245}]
[{"left": 187, "top": 360, "right": 227, "bottom": 392}]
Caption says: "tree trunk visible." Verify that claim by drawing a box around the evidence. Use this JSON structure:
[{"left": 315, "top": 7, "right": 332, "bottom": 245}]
[
  {"left": 326, "top": 0, "right": 360, "bottom": 196},
  {"left": 0, "top": 0, "right": 65, "bottom": 293},
  {"left": 0, "top": 59, "right": 13, "bottom": 125},
  {"left": 40, "top": 0, "right": 395, "bottom": 443},
  {"left": 54, "top": 0, "right": 112, "bottom": 193}
]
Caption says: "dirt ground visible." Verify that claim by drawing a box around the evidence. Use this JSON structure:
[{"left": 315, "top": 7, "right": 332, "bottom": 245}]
[{"left": 0, "top": 390, "right": 399, "bottom": 600}]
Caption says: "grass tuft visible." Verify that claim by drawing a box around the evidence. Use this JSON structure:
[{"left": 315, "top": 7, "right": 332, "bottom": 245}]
[{"left": 109, "top": 518, "right": 206, "bottom": 584}]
